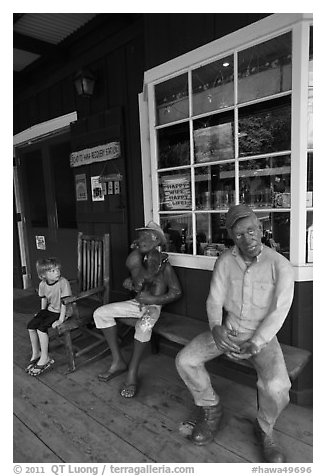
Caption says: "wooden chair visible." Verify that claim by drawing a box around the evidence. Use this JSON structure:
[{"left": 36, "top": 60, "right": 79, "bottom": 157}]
[{"left": 55, "top": 232, "right": 110, "bottom": 373}]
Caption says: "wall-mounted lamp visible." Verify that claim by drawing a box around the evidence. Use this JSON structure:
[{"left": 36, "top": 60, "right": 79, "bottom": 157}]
[{"left": 74, "top": 68, "right": 96, "bottom": 97}]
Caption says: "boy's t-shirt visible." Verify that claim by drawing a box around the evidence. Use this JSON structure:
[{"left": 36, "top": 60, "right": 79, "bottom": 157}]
[{"left": 38, "top": 276, "right": 72, "bottom": 316}]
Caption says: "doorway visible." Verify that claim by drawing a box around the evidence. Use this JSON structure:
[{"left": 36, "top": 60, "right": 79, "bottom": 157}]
[{"left": 15, "top": 133, "right": 78, "bottom": 288}]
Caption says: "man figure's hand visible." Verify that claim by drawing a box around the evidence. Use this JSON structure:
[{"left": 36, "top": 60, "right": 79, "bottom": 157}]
[
  {"left": 211, "top": 325, "right": 241, "bottom": 354},
  {"left": 135, "top": 289, "right": 155, "bottom": 309},
  {"left": 226, "top": 340, "right": 260, "bottom": 360}
]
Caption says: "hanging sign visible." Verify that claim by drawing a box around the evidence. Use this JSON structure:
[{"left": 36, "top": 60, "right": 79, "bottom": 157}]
[
  {"left": 161, "top": 174, "right": 192, "bottom": 210},
  {"left": 70, "top": 142, "right": 121, "bottom": 168},
  {"left": 99, "top": 173, "right": 123, "bottom": 183}
]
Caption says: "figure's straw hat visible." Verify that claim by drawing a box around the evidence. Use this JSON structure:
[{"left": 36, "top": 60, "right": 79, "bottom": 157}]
[{"left": 136, "top": 221, "right": 167, "bottom": 245}]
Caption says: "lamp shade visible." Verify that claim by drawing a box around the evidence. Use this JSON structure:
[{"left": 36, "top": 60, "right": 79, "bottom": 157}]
[{"left": 74, "top": 68, "right": 96, "bottom": 97}]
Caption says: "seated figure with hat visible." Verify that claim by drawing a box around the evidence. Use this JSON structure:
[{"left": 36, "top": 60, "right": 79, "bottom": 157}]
[
  {"left": 176, "top": 204, "right": 294, "bottom": 463},
  {"left": 93, "top": 221, "right": 182, "bottom": 398}
]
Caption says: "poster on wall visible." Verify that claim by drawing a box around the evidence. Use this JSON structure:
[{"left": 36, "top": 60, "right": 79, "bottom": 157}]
[
  {"left": 91, "top": 176, "right": 105, "bottom": 201},
  {"left": 161, "top": 174, "right": 192, "bottom": 210},
  {"left": 75, "top": 173, "right": 88, "bottom": 201},
  {"left": 35, "top": 235, "right": 46, "bottom": 250}
]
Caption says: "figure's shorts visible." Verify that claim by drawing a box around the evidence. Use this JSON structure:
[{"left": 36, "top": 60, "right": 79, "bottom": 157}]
[{"left": 93, "top": 299, "right": 161, "bottom": 342}]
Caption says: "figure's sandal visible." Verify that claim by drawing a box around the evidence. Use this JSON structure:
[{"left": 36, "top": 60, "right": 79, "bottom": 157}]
[{"left": 120, "top": 383, "right": 138, "bottom": 398}]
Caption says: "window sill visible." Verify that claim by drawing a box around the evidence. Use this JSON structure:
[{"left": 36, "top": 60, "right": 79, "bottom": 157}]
[{"left": 168, "top": 253, "right": 313, "bottom": 281}]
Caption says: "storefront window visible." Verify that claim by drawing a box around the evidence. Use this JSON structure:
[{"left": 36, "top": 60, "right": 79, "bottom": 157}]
[{"left": 142, "top": 14, "right": 312, "bottom": 271}]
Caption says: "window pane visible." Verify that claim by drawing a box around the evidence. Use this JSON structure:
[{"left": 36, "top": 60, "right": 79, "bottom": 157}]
[
  {"left": 23, "top": 149, "right": 48, "bottom": 227},
  {"left": 239, "top": 155, "right": 291, "bottom": 208},
  {"left": 307, "top": 89, "right": 313, "bottom": 149},
  {"left": 238, "top": 97, "right": 291, "bottom": 157},
  {"left": 195, "top": 163, "right": 235, "bottom": 210},
  {"left": 238, "top": 32, "right": 292, "bottom": 103},
  {"left": 159, "top": 170, "right": 192, "bottom": 211},
  {"left": 196, "top": 213, "right": 231, "bottom": 255},
  {"left": 193, "top": 111, "right": 234, "bottom": 163},
  {"left": 155, "top": 74, "right": 189, "bottom": 126},
  {"left": 309, "top": 26, "right": 313, "bottom": 87},
  {"left": 257, "top": 211, "right": 290, "bottom": 260},
  {"left": 192, "top": 55, "right": 234, "bottom": 115},
  {"left": 51, "top": 141, "right": 76, "bottom": 228},
  {"left": 306, "top": 211, "right": 313, "bottom": 263},
  {"left": 160, "top": 214, "right": 193, "bottom": 254},
  {"left": 158, "top": 123, "right": 190, "bottom": 168},
  {"left": 306, "top": 152, "right": 313, "bottom": 206}
]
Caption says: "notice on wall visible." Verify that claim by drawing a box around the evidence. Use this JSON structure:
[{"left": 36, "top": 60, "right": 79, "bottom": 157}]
[
  {"left": 75, "top": 173, "right": 88, "bottom": 201},
  {"left": 161, "top": 174, "right": 192, "bottom": 210},
  {"left": 70, "top": 142, "right": 121, "bottom": 168},
  {"left": 91, "top": 176, "right": 105, "bottom": 201},
  {"left": 35, "top": 235, "right": 46, "bottom": 250}
]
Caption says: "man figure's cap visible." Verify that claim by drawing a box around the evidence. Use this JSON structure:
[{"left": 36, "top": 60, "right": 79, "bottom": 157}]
[
  {"left": 225, "top": 204, "right": 255, "bottom": 230},
  {"left": 136, "top": 221, "right": 167, "bottom": 245}
]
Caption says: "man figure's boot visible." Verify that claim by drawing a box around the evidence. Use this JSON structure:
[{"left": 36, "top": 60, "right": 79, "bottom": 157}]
[
  {"left": 191, "top": 403, "right": 223, "bottom": 445},
  {"left": 254, "top": 419, "right": 286, "bottom": 463}
]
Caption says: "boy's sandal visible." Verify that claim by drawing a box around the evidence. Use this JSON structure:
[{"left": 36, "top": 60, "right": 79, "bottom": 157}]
[
  {"left": 29, "top": 358, "right": 55, "bottom": 376},
  {"left": 24, "top": 358, "right": 40, "bottom": 373}
]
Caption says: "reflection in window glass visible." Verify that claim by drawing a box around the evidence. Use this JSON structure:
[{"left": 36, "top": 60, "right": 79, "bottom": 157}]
[
  {"left": 193, "top": 112, "right": 234, "bottom": 163},
  {"left": 257, "top": 211, "right": 290, "bottom": 260},
  {"left": 196, "top": 213, "right": 230, "bottom": 255},
  {"left": 306, "top": 152, "right": 313, "bottom": 207},
  {"left": 159, "top": 170, "right": 192, "bottom": 212},
  {"left": 195, "top": 163, "right": 235, "bottom": 210},
  {"left": 192, "top": 55, "right": 234, "bottom": 115},
  {"left": 160, "top": 214, "right": 193, "bottom": 254},
  {"left": 238, "top": 32, "right": 292, "bottom": 103},
  {"left": 239, "top": 97, "right": 291, "bottom": 157},
  {"left": 306, "top": 211, "right": 313, "bottom": 263},
  {"left": 239, "top": 155, "right": 291, "bottom": 208},
  {"left": 158, "top": 123, "right": 190, "bottom": 169},
  {"left": 307, "top": 89, "right": 313, "bottom": 149},
  {"left": 309, "top": 26, "right": 313, "bottom": 87},
  {"left": 155, "top": 74, "right": 189, "bottom": 126}
]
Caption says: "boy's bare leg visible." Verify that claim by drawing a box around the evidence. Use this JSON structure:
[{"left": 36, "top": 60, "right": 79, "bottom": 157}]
[
  {"left": 28, "top": 329, "right": 41, "bottom": 361},
  {"left": 36, "top": 330, "right": 50, "bottom": 365}
]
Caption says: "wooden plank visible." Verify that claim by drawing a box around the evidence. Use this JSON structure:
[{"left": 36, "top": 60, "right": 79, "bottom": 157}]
[
  {"left": 69, "top": 351, "right": 312, "bottom": 463},
  {"left": 14, "top": 311, "right": 313, "bottom": 449},
  {"left": 13, "top": 365, "right": 150, "bottom": 463},
  {"left": 14, "top": 415, "right": 62, "bottom": 463}
]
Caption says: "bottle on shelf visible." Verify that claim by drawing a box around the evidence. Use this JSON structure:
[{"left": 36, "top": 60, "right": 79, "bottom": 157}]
[{"left": 180, "top": 228, "right": 187, "bottom": 253}]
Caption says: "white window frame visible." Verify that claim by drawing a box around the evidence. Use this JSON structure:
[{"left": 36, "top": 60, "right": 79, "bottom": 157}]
[{"left": 139, "top": 13, "right": 313, "bottom": 282}]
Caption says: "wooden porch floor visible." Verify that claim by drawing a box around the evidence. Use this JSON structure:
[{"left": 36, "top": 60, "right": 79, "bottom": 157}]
[{"left": 13, "top": 289, "right": 313, "bottom": 464}]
